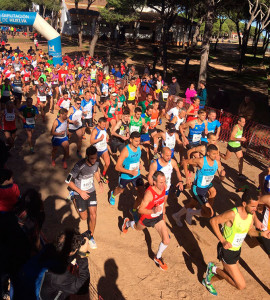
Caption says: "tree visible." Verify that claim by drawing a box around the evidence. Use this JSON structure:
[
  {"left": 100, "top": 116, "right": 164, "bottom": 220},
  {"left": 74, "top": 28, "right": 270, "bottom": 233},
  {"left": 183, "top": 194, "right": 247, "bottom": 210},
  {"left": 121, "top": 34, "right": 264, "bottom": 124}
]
[
  {"left": 0, "top": 0, "right": 32, "bottom": 10},
  {"left": 214, "top": 15, "right": 227, "bottom": 51}
]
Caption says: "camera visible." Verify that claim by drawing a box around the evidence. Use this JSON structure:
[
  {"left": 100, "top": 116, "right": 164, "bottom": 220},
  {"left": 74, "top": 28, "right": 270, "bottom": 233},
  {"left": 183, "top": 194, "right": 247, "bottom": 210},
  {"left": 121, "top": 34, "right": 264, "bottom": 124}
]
[{"left": 79, "top": 230, "right": 92, "bottom": 245}]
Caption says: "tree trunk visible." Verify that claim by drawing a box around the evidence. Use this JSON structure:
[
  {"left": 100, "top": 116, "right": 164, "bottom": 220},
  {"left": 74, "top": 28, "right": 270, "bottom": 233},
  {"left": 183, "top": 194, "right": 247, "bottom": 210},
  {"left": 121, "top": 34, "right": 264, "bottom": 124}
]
[
  {"left": 198, "top": 1, "right": 215, "bottom": 86},
  {"left": 192, "top": 16, "right": 203, "bottom": 48},
  {"left": 89, "top": 16, "right": 101, "bottom": 57},
  {"left": 78, "top": 23, "right": 83, "bottom": 48},
  {"left": 236, "top": 21, "right": 242, "bottom": 49},
  {"left": 253, "top": 28, "right": 261, "bottom": 58},
  {"left": 214, "top": 19, "right": 223, "bottom": 52},
  {"left": 252, "top": 22, "right": 259, "bottom": 47},
  {"left": 238, "top": 25, "right": 251, "bottom": 72},
  {"left": 263, "top": 33, "right": 270, "bottom": 59},
  {"left": 161, "top": 18, "right": 168, "bottom": 79}
]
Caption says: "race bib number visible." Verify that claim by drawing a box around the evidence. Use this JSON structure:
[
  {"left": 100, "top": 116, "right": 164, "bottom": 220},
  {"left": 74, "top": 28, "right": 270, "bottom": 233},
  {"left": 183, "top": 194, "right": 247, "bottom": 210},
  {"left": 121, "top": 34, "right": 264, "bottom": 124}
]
[
  {"left": 34, "top": 80, "right": 39, "bottom": 85},
  {"left": 61, "top": 73, "right": 66, "bottom": 78},
  {"left": 26, "top": 117, "right": 35, "bottom": 125},
  {"left": 39, "top": 96, "right": 47, "bottom": 102},
  {"left": 25, "top": 77, "right": 29, "bottom": 81},
  {"left": 163, "top": 92, "right": 169, "bottom": 99},
  {"left": 232, "top": 233, "right": 247, "bottom": 248},
  {"left": 130, "top": 125, "right": 139, "bottom": 133},
  {"left": 151, "top": 203, "right": 164, "bottom": 218},
  {"left": 109, "top": 107, "right": 116, "bottom": 114},
  {"left": 81, "top": 177, "right": 93, "bottom": 191},
  {"left": 150, "top": 119, "right": 156, "bottom": 127},
  {"left": 129, "top": 162, "right": 139, "bottom": 171},
  {"left": 130, "top": 91, "right": 136, "bottom": 98},
  {"left": 167, "top": 141, "right": 175, "bottom": 149},
  {"left": 192, "top": 134, "right": 201, "bottom": 143},
  {"left": 201, "top": 175, "right": 214, "bottom": 186},
  {"left": 118, "top": 101, "right": 123, "bottom": 108},
  {"left": 5, "top": 113, "right": 15, "bottom": 122}
]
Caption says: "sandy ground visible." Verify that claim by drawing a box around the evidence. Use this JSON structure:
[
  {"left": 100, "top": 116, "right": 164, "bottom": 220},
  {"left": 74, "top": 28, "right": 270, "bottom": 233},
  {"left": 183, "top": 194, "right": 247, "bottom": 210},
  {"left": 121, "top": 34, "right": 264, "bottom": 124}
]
[{"left": 2, "top": 90, "right": 270, "bottom": 300}]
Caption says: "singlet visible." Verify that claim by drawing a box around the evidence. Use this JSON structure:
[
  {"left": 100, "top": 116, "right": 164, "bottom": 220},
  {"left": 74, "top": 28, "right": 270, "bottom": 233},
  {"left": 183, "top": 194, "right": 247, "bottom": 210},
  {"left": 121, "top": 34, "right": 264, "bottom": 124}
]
[
  {"left": 141, "top": 186, "right": 166, "bottom": 219},
  {"left": 160, "top": 89, "right": 169, "bottom": 102},
  {"left": 188, "top": 120, "right": 205, "bottom": 145},
  {"left": 69, "top": 106, "right": 82, "bottom": 130},
  {"left": 19, "top": 105, "right": 39, "bottom": 125},
  {"left": 120, "top": 144, "right": 141, "bottom": 180},
  {"left": 129, "top": 116, "right": 142, "bottom": 134},
  {"left": 150, "top": 110, "right": 159, "bottom": 128},
  {"left": 228, "top": 125, "right": 243, "bottom": 148},
  {"left": 1, "top": 85, "right": 11, "bottom": 97},
  {"left": 201, "top": 120, "right": 221, "bottom": 142},
  {"left": 52, "top": 73, "right": 59, "bottom": 84},
  {"left": 223, "top": 207, "right": 253, "bottom": 251},
  {"left": 23, "top": 71, "right": 31, "bottom": 82},
  {"left": 156, "top": 159, "right": 173, "bottom": 191},
  {"left": 53, "top": 119, "right": 68, "bottom": 139},
  {"left": 128, "top": 84, "right": 137, "bottom": 101},
  {"left": 117, "top": 95, "right": 126, "bottom": 111},
  {"left": 115, "top": 120, "right": 129, "bottom": 139},
  {"left": 90, "top": 68, "right": 97, "bottom": 80},
  {"left": 162, "top": 132, "right": 176, "bottom": 151},
  {"left": 81, "top": 98, "right": 94, "bottom": 119},
  {"left": 106, "top": 101, "right": 117, "bottom": 119},
  {"left": 186, "top": 105, "right": 199, "bottom": 122},
  {"left": 57, "top": 98, "right": 71, "bottom": 110},
  {"left": 101, "top": 83, "right": 109, "bottom": 96},
  {"left": 94, "top": 127, "right": 107, "bottom": 152},
  {"left": 12, "top": 78, "right": 23, "bottom": 93},
  {"left": 194, "top": 156, "right": 218, "bottom": 188},
  {"left": 175, "top": 115, "right": 185, "bottom": 131},
  {"left": 70, "top": 159, "right": 99, "bottom": 195},
  {"left": 1, "top": 108, "right": 16, "bottom": 131}
]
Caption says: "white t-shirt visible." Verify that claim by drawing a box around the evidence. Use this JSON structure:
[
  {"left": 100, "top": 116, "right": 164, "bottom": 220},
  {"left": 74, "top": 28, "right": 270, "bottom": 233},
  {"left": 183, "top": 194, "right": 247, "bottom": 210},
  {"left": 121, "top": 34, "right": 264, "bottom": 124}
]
[{"left": 167, "top": 107, "right": 179, "bottom": 118}]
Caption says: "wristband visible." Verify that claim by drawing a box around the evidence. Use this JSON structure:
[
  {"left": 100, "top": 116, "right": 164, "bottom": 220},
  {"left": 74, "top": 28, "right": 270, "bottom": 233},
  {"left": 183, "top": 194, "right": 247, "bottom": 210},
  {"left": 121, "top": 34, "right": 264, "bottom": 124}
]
[
  {"left": 179, "top": 180, "right": 183, "bottom": 183},
  {"left": 77, "top": 251, "right": 89, "bottom": 257},
  {"left": 154, "top": 144, "right": 157, "bottom": 148},
  {"left": 258, "top": 231, "right": 262, "bottom": 237}
]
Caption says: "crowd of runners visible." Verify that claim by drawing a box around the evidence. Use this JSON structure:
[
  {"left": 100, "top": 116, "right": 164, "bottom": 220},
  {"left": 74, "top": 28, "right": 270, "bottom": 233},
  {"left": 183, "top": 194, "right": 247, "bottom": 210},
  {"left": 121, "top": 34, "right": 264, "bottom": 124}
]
[{"left": 0, "top": 43, "right": 270, "bottom": 299}]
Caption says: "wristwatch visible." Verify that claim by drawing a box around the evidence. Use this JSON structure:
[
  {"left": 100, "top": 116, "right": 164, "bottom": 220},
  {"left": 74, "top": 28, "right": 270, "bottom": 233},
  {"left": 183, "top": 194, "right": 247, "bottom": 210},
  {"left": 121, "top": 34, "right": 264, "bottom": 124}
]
[{"left": 78, "top": 251, "right": 89, "bottom": 257}]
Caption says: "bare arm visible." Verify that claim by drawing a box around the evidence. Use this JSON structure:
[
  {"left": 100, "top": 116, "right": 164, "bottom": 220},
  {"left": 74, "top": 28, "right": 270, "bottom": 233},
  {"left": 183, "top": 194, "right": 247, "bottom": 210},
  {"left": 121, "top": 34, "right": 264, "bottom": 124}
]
[
  {"left": 217, "top": 160, "right": 226, "bottom": 180},
  {"left": 148, "top": 161, "right": 157, "bottom": 186},
  {"left": 182, "top": 157, "right": 203, "bottom": 185},
  {"left": 171, "top": 159, "right": 184, "bottom": 190}
]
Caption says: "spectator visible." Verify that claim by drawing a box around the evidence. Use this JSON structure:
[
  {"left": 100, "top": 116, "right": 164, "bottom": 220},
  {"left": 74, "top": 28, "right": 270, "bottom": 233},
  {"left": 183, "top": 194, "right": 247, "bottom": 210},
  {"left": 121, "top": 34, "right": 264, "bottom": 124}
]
[
  {"left": 185, "top": 83, "right": 197, "bottom": 105},
  {"left": 238, "top": 96, "right": 255, "bottom": 120},
  {"left": 197, "top": 80, "right": 207, "bottom": 108},
  {"left": 169, "top": 77, "right": 180, "bottom": 96}
]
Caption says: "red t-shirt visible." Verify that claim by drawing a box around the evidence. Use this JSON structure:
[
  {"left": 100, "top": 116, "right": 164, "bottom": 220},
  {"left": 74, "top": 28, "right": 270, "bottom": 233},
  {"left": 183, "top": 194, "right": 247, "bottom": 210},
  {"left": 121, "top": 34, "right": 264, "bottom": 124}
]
[
  {"left": 0, "top": 183, "right": 20, "bottom": 212},
  {"left": 58, "top": 69, "right": 68, "bottom": 82}
]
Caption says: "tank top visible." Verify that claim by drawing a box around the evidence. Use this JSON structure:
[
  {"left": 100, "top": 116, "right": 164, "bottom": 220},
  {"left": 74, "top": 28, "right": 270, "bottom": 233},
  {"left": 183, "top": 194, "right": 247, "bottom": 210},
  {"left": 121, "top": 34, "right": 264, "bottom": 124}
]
[
  {"left": 52, "top": 73, "right": 59, "bottom": 84},
  {"left": 82, "top": 99, "right": 93, "bottom": 119},
  {"left": 188, "top": 120, "right": 205, "bottom": 145},
  {"left": 53, "top": 119, "right": 68, "bottom": 139},
  {"left": 116, "top": 120, "right": 129, "bottom": 138},
  {"left": 94, "top": 127, "right": 107, "bottom": 152},
  {"left": 194, "top": 156, "right": 218, "bottom": 188},
  {"left": 23, "top": 71, "right": 31, "bottom": 82},
  {"left": 90, "top": 68, "right": 97, "bottom": 80},
  {"left": 228, "top": 125, "right": 243, "bottom": 148},
  {"left": 150, "top": 110, "right": 159, "bottom": 128},
  {"left": 175, "top": 115, "right": 185, "bottom": 130},
  {"left": 156, "top": 159, "right": 173, "bottom": 191},
  {"left": 128, "top": 84, "right": 137, "bottom": 100},
  {"left": 107, "top": 101, "right": 117, "bottom": 118},
  {"left": 223, "top": 207, "right": 253, "bottom": 251},
  {"left": 129, "top": 116, "right": 142, "bottom": 133},
  {"left": 142, "top": 186, "right": 166, "bottom": 219},
  {"left": 13, "top": 78, "right": 23, "bottom": 93},
  {"left": 120, "top": 145, "right": 141, "bottom": 180},
  {"left": 1, "top": 85, "right": 11, "bottom": 97},
  {"left": 69, "top": 106, "right": 82, "bottom": 130},
  {"left": 160, "top": 89, "right": 169, "bottom": 102},
  {"left": 162, "top": 132, "right": 176, "bottom": 150},
  {"left": 186, "top": 105, "right": 199, "bottom": 122},
  {"left": 2, "top": 108, "right": 16, "bottom": 131},
  {"left": 117, "top": 95, "right": 125, "bottom": 110}
]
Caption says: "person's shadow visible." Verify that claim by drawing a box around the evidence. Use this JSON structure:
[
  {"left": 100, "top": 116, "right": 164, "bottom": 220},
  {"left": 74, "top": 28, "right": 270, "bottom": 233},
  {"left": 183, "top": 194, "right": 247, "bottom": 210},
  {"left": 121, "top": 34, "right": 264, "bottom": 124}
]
[{"left": 97, "top": 259, "right": 125, "bottom": 300}]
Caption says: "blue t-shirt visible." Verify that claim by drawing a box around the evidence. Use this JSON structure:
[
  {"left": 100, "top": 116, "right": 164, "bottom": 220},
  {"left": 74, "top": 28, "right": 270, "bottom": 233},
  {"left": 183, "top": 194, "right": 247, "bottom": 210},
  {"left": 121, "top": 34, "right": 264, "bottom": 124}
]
[{"left": 201, "top": 120, "right": 221, "bottom": 142}]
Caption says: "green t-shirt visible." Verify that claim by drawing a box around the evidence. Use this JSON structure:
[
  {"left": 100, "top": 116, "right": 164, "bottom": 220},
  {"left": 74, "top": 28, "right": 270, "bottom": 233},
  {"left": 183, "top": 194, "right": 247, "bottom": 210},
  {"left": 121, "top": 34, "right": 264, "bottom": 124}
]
[
  {"left": 129, "top": 116, "right": 142, "bottom": 133},
  {"left": 117, "top": 95, "right": 126, "bottom": 111},
  {"left": 39, "top": 74, "right": 47, "bottom": 82}
]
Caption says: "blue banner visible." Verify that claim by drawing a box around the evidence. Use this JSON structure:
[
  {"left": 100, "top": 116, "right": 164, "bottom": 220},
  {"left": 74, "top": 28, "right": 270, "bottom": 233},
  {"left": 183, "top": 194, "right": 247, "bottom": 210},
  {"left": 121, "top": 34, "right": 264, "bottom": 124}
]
[
  {"left": 48, "top": 36, "right": 62, "bottom": 66},
  {"left": 0, "top": 11, "right": 36, "bottom": 26}
]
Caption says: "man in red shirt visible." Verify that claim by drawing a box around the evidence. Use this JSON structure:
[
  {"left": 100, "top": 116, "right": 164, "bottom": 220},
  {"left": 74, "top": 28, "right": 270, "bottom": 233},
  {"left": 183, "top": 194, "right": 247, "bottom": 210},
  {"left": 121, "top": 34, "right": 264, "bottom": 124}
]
[{"left": 58, "top": 65, "right": 68, "bottom": 85}]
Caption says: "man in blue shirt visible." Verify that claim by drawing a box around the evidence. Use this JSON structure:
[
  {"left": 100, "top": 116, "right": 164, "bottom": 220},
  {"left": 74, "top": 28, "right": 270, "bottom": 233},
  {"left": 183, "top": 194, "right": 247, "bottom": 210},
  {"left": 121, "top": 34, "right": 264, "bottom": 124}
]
[
  {"left": 201, "top": 110, "right": 221, "bottom": 145},
  {"left": 198, "top": 80, "right": 207, "bottom": 108}
]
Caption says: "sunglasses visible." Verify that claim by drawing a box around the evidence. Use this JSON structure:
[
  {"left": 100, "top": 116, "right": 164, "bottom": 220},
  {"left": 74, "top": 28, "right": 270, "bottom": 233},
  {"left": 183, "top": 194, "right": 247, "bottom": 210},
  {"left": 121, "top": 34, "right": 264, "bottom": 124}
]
[{"left": 76, "top": 102, "right": 81, "bottom": 104}]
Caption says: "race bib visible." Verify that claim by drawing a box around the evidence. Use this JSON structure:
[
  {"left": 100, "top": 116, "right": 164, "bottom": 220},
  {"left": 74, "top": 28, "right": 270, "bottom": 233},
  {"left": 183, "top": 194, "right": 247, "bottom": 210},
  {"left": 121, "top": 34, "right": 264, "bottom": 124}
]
[
  {"left": 167, "top": 142, "right": 175, "bottom": 149},
  {"left": 150, "top": 119, "right": 156, "bottom": 127},
  {"left": 26, "top": 117, "right": 35, "bottom": 125},
  {"left": 5, "top": 113, "right": 15, "bottom": 122},
  {"left": 163, "top": 92, "right": 169, "bottom": 99},
  {"left": 34, "top": 80, "right": 39, "bottom": 85},
  {"left": 130, "top": 125, "right": 140, "bottom": 133},
  {"left": 129, "top": 162, "right": 139, "bottom": 171},
  {"left": 109, "top": 107, "right": 116, "bottom": 114},
  {"left": 39, "top": 95, "right": 47, "bottom": 102},
  {"left": 130, "top": 91, "right": 136, "bottom": 98},
  {"left": 81, "top": 177, "right": 93, "bottom": 191},
  {"left": 118, "top": 101, "right": 123, "bottom": 108},
  {"left": 151, "top": 203, "right": 164, "bottom": 218},
  {"left": 61, "top": 73, "right": 66, "bottom": 78},
  {"left": 201, "top": 175, "right": 214, "bottom": 186},
  {"left": 192, "top": 134, "right": 201, "bottom": 143},
  {"left": 232, "top": 233, "right": 247, "bottom": 248},
  {"left": 25, "top": 77, "right": 29, "bottom": 81},
  {"left": 2, "top": 90, "right": 10, "bottom": 96}
]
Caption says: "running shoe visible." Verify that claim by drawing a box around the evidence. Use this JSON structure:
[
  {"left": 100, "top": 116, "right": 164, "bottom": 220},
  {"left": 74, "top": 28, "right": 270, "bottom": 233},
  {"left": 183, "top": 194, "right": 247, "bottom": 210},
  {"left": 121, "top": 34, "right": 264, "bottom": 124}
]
[
  {"left": 109, "top": 191, "right": 115, "bottom": 205},
  {"left": 172, "top": 213, "right": 183, "bottom": 227},
  {"left": 51, "top": 160, "right": 56, "bottom": 167},
  {"left": 89, "top": 236, "right": 97, "bottom": 249},
  {"left": 62, "top": 161, "right": 68, "bottom": 169},
  {"left": 202, "top": 278, "right": 217, "bottom": 296},
  {"left": 185, "top": 208, "right": 194, "bottom": 225},
  {"left": 122, "top": 217, "right": 129, "bottom": 233},
  {"left": 154, "top": 256, "right": 168, "bottom": 271},
  {"left": 205, "top": 262, "right": 216, "bottom": 284},
  {"left": 129, "top": 208, "right": 140, "bottom": 223},
  {"left": 101, "top": 175, "right": 109, "bottom": 184},
  {"left": 76, "top": 151, "right": 82, "bottom": 159}
]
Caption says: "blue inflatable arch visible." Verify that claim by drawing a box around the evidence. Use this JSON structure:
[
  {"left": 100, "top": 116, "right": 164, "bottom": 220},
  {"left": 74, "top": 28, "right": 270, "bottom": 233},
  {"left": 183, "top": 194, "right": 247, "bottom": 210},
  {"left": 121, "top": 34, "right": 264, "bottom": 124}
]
[{"left": 0, "top": 11, "right": 62, "bottom": 65}]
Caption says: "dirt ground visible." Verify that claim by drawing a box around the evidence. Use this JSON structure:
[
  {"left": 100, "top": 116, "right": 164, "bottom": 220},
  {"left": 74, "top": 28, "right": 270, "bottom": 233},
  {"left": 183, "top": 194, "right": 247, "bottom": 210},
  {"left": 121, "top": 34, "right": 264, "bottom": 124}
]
[{"left": 2, "top": 37, "right": 270, "bottom": 299}]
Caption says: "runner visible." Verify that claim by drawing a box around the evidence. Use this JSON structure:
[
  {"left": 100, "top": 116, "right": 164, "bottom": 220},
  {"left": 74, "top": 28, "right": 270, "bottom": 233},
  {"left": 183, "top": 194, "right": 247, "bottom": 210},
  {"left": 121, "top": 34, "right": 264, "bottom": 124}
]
[
  {"left": 66, "top": 145, "right": 103, "bottom": 249},
  {"left": 172, "top": 144, "right": 225, "bottom": 227},
  {"left": 68, "top": 97, "right": 84, "bottom": 158},
  {"left": 125, "top": 78, "right": 138, "bottom": 115},
  {"left": 1, "top": 78, "right": 12, "bottom": 109},
  {"left": 148, "top": 147, "right": 183, "bottom": 203},
  {"left": 129, "top": 106, "right": 145, "bottom": 134},
  {"left": 90, "top": 117, "right": 110, "bottom": 184},
  {"left": 220, "top": 117, "right": 247, "bottom": 180},
  {"left": 11, "top": 71, "right": 24, "bottom": 105},
  {"left": 36, "top": 77, "right": 49, "bottom": 122},
  {"left": 122, "top": 171, "right": 170, "bottom": 270},
  {"left": 56, "top": 91, "right": 71, "bottom": 111},
  {"left": 103, "top": 93, "right": 118, "bottom": 130},
  {"left": 116, "top": 87, "right": 126, "bottom": 121},
  {"left": 19, "top": 97, "right": 39, "bottom": 153},
  {"left": 109, "top": 131, "right": 144, "bottom": 219},
  {"left": 201, "top": 110, "right": 221, "bottom": 145},
  {"left": 21, "top": 66, "right": 32, "bottom": 96},
  {"left": 110, "top": 108, "right": 130, "bottom": 154},
  {"left": 51, "top": 108, "right": 69, "bottom": 169},
  {"left": 171, "top": 107, "right": 187, "bottom": 134},
  {"left": 81, "top": 90, "right": 96, "bottom": 137},
  {"left": 186, "top": 97, "right": 200, "bottom": 122},
  {"left": 158, "top": 82, "right": 170, "bottom": 118},
  {"left": 202, "top": 190, "right": 270, "bottom": 296},
  {"left": 165, "top": 98, "right": 184, "bottom": 121}
]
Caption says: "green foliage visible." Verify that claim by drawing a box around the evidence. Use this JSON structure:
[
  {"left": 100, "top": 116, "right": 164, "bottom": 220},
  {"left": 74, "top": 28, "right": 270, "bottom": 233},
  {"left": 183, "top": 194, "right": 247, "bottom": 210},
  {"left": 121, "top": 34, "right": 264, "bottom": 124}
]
[{"left": 0, "top": 0, "right": 32, "bottom": 11}]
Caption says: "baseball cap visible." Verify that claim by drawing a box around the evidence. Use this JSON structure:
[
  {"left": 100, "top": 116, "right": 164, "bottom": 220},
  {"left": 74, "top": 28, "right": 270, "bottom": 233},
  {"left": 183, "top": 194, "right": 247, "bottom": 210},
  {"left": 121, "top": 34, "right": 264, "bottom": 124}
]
[{"left": 166, "top": 123, "right": 176, "bottom": 132}]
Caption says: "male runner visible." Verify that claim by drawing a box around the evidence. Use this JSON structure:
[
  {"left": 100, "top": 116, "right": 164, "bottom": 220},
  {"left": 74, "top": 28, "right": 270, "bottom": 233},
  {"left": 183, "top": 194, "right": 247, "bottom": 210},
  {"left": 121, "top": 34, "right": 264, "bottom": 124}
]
[
  {"left": 129, "top": 106, "right": 145, "bottom": 134},
  {"left": 166, "top": 99, "right": 184, "bottom": 121},
  {"left": 202, "top": 190, "right": 270, "bottom": 295},
  {"left": 201, "top": 110, "right": 221, "bottom": 145},
  {"left": 81, "top": 90, "right": 96, "bottom": 137},
  {"left": 122, "top": 171, "right": 170, "bottom": 270},
  {"left": 125, "top": 78, "right": 138, "bottom": 115},
  {"left": 220, "top": 117, "right": 247, "bottom": 180},
  {"left": 67, "top": 146, "right": 103, "bottom": 249},
  {"left": 173, "top": 144, "right": 225, "bottom": 227}
]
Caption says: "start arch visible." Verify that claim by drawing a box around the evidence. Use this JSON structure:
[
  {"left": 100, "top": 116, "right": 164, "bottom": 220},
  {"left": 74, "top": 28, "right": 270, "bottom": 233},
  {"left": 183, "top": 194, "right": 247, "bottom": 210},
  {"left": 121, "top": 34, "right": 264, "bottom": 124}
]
[{"left": 0, "top": 11, "right": 62, "bottom": 65}]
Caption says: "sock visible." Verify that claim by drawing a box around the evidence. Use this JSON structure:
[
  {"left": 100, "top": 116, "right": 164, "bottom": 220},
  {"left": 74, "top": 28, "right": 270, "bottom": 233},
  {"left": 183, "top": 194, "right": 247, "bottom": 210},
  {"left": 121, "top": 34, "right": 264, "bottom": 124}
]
[
  {"left": 126, "top": 220, "right": 135, "bottom": 228},
  {"left": 156, "top": 242, "right": 168, "bottom": 259},
  {"left": 189, "top": 208, "right": 202, "bottom": 217},
  {"left": 174, "top": 207, "right": 187, "bottom": 218},
  {"left": 102, "top": 171, "right": 106, "bottom": 176},
  {"left": 212, "top": 266, "right": 217, "bottom": 274}
]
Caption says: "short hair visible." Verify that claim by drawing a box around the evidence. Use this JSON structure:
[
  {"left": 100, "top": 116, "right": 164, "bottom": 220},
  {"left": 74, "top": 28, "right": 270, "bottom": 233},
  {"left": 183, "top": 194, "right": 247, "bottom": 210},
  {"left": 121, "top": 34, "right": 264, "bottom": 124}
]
[
  {"left": 86, "top": 145, "right": 97, "bottom": 156},
  {"left": 152, "top": 100, "right": 159, "bottom": 105},
  {"left": 146, "top": 93, "right": 152, "bottom": 98},
  {"left": 207, "top": 132, "right": 216, "bottom": 139},
  {"left": 59, "top": 108, "right": 68, "bottom": 115},
  {"left": 63, "top": 90, "right": 68, "bottom": 95},
  {"left": 26, "top": 97, "right": 33, "bottom": 102},
  {"left": 130, "top": 131, "right": 141, "bottom": 139},
  {"left": 180, "top": 107, "right": 187, "bottom": 112},
  {"left": 123, "top": 108, "right": 130, "bottom": 115},
  {"left": 40, "top": 78, "right": 44, "bottom": 83},
  {"left": 177, "top": 99, "right": 183, "bottom": 104},
  {"left": 238, "top": 116, "right": 245, "bottom": 122},
  {"left": 152, "top": 170, "right": 165, "bottom": 182},
  {"left": 208, "top": 110, "right": 216, "bottom": 115},
  {"left": 200, "top": 80, "right": 206, "bottom": 86},
  {"left": 146, "top": 105, "right": 153, "bottom": 111},
  {"left": 98, "top": 117, "right": 107, "bottom": 123},
  {"left": 198, "top": 109, "right": 206, "bottom": 115},
  {"left": 0, "top": 168, "right": 13, "bottom": 185},
  {"left": 242, "top": 189, "right": 259, "bottom": 204},
  {"left": 55, "top": 229, "right": 82, "bottom": 253},
  {"left": 134, "top": 107, "right": 142, "bottom": 114},
  {"left": 207, "top": 144, "right": 218, "bottom": 152}
]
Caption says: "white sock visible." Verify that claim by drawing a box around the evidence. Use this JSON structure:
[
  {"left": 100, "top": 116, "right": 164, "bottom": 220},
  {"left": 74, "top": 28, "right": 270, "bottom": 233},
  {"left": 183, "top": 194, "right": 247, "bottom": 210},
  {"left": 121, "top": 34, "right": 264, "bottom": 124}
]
[
  {"left": 174, "top": 207, "right": 187, "bottom": 218},
  {"left": 126, "top": 220, "right": 135, "bottom": 228},
  {"left": 156, "top": 242, "right": 168, "bottom": 259},
  {"left": 189, "top": 208, "right": 202, "bottom": 217},
  {"left": 212, "top": 266, "right": 217, "bottom": 274}
]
